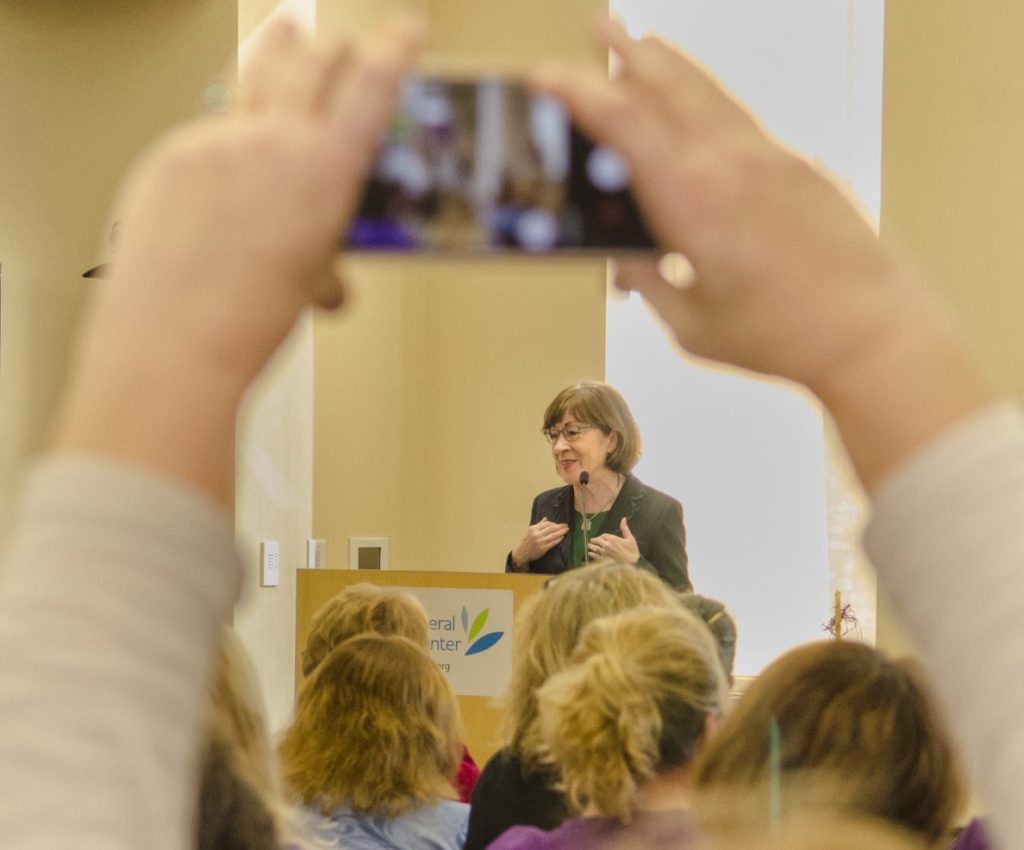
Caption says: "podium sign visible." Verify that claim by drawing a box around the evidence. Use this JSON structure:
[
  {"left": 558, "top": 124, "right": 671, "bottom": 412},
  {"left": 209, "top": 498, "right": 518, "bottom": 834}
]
[{"left": 395, "top": 586, "right": 514, "bottom": 697}]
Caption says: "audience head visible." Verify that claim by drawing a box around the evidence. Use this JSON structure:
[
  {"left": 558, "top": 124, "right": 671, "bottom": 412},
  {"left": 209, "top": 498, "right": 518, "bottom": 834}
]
[
  {"left": 543, "top": 381, "right": 642, "bottom": 474},
  {"left": 504, "top": 561, "right": 684, "bottom": 764},
  {"left": 677, "top": 592, "right": 738, "bottom": 682},
  {"left": 538, "top": 606, "right": 727, "bottom": 822},
  {"left": 694, "top": 640, "right": 964, "bottom": 845},
  {"left": 198, "top": 629, "right": 282, "bottom": 850},
  {"left": 300, "top": 582, "right": 429, "bottom": 677},
  {"left": 280, "top": 633, "right": 462, "bottom": 817}
]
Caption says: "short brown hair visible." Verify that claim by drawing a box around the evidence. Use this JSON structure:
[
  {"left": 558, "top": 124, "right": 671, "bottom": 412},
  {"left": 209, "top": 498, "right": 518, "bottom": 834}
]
[
  {"left": 694, "top": 641, "right": 964, "bottom": 844},
  {"left": 300, "top": 583, "right": 429, "bottom": 677},
  {"left": 543, "top": 381, "right": 641, "bottom": 474},
  {"left": 280, "top": 634, "right": 462, "bottom": 817}
]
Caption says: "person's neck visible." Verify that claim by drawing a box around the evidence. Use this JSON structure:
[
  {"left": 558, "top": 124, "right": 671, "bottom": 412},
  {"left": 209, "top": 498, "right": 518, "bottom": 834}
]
[
  {"left": 580, "top": 766, "right": 693, "bottom": 819},
  {"left": 576, "top": 468, "right": 623, "bottom": 513},
  {"left": 635, "top": 765, "right": 693, "bottom": 813}
]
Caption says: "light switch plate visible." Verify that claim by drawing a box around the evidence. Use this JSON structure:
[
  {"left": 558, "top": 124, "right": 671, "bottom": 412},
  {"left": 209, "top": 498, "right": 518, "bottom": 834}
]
[
  {"left": 306, "top": 538, "right": 326, "bottom": 569},
  {"left": 260, "top": 540, "right": 280, "bottom": 587}
]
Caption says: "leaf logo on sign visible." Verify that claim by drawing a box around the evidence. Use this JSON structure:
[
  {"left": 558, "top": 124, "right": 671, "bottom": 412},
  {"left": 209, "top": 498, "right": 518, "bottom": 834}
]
[{"left": 461, "top": 606, "right": 504, "bottom": 656}]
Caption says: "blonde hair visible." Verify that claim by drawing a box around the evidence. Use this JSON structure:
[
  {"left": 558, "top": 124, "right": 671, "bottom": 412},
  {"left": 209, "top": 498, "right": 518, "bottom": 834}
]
[
  {"left": 205, "top": 628, "right": 279, "bottom": 800},
  {"left": 199, "top": 629, "right": 285, "bottom": 849},
  {"left": 280, "top": 633, "right": 462, "bottom": 817},
  {"left": 301, "top": 583, "right": 429, "bottom": 677},
  {"left": 694, "top": 641, "right": 964, "bottom": 844},
  {"left": 503, "top": 561, "right": 683, "bottom": 766},
  {"left": 538, "top": 606, "right": 726, "bottom": 822}
]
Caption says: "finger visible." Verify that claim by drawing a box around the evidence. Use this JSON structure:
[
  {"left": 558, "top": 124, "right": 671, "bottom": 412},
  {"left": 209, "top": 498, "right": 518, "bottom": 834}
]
[
  {"left": 533, "top": 63, "right": 662, "bottom": 170},
  {"left": 620, "top": 517, "right": 634, "bottom": 539},
  {"left": 542, "top": 527, "right": 569, "bottom": 544},
  {"left": 613, "top": 259, "right": 698, "bottom": 346},
  {"left": 323, "top": 16, "right": 425, "bottom": 232},
  {"left": 599, "top": 19, "right": 756, "bottom": 137},
  {"left": 531, "top": 64, "right": 689, "bottom": 252},
  {"left": 239, "top": 19, "right": 301, "bottom": 111},
  {"left": 269, "top": 38, "right": 354, "bottom": 118},
  {"left": 329, "top": 14, "right": 426, "bottom": 154}
]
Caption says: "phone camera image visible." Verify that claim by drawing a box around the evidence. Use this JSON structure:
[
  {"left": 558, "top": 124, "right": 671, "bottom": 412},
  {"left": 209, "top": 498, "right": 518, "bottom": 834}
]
[{"left": 346, "top": 76, "right": 654, "bottom": 255}]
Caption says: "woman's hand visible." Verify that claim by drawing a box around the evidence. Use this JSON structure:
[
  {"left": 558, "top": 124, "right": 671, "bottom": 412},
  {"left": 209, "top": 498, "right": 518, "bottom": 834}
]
[
  {"left": 55, "top": 17, "right": 425, "bottom": 505},
  {"left": 511, "top": 519, "right": 569, "bottom": 570},
  {"left": 588, "top": 517, "right": 640, "bottom": 564},
  {"left": 536, "top": 21, "right": 992, "bottom": 488},
  {"left": 536, "top": 22, "right": 908, "bottom": 391}
]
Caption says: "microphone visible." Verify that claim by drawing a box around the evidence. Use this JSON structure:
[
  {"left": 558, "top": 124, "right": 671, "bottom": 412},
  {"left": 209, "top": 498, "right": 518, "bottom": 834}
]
[{"left": 579, "top": 471, "right": 590, "bottom": 562}]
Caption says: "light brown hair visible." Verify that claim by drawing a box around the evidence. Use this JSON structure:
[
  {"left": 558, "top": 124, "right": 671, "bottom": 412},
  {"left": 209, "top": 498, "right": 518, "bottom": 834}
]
[
  {"left": 280, "top": 634, "right": 462, "bottom": 817},
  {"left": 206, "top": 628, "right": 279, "bottom": 800},
  {"left": 503, "top": 561, "right": 683, "bottom": 767},
  {"left": 538, "top": 606, "right": 727, "bottom": 821},
  {"left": 693, "top": 640, "right": 964, "bottom": 844},
  {"left": 543, "top": 381, "right": 641, "bottom": 474},
  {"left": 199, "top": 629, "right": 284, "bottom": 850},
  {"left": 300, "top": 583, "right": 429, "bottom": 677}
]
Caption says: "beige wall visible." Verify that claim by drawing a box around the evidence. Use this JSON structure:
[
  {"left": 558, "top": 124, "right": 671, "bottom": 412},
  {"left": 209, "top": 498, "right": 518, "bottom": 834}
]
[
  {"left": 878, "top": 0, "right": 1024, "bottom": 652},
  {"left": 0, "top": 2, "right": 237, "bottom": 524},
  {"left": 314, "top": 261, "right": 606, "bottom": 571},
  {"left": 882, "top": 0, "right": 1024, "bottom": 398}
]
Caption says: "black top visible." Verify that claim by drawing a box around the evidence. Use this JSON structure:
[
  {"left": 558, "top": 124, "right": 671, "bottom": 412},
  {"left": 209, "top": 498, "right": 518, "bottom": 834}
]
[
  {"left": 505, "top": 473, "right": 691, "bottom": 590},
  {"left": 462, "top": 747, "right": 570, "bottom": 850}
]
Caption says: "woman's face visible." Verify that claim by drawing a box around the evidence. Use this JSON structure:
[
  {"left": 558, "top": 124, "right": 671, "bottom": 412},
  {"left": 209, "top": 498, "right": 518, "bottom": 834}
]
[{"left": 547, "top": 411, "right": 618, "bottom": 485}]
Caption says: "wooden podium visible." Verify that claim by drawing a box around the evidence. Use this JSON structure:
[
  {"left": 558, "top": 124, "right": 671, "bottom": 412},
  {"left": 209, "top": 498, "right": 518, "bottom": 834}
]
[{"left": 296, "top": 569, "right": 548, "bottom": 765}]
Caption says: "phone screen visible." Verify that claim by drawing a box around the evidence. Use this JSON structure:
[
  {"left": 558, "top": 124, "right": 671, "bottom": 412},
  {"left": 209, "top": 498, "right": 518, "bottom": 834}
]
[{"left": 345, "top": 75, "right": 655, "bottom": 254}]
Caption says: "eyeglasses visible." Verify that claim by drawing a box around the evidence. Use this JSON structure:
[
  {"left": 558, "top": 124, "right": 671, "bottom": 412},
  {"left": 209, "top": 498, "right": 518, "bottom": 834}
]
[{"left": 542, "top": 424, "right": 598, "bottom": 445}]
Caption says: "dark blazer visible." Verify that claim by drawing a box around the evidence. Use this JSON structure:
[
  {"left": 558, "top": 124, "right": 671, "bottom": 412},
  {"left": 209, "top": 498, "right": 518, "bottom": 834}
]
[{"left": 505, "top": 474, "right": 691, "bottom": 590}]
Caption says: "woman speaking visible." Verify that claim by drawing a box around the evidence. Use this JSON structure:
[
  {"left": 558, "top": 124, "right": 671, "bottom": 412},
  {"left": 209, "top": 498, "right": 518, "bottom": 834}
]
[{"left": 506, "top": 381, "right": 691, "bottom": 589}]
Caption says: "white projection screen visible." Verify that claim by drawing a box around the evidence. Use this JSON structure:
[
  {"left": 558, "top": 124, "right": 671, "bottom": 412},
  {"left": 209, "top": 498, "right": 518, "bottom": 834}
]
[{"left": 607, "top": 0, "right": 885, "bottom": 675}]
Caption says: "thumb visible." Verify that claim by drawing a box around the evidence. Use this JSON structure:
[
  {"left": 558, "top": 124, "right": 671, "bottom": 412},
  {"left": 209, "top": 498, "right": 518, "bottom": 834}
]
[
  {"left": 620, "top": 516, "right": 635, "bottom": 539},
  {"left": 613, "top": 258, "right": 695, "bottom": 345},
  {"left": 312, "top": 261, "right": 347, "bottom": 311}
]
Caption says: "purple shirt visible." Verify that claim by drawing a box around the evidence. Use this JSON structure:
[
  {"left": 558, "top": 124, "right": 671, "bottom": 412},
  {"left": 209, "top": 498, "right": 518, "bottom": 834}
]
[
  {"left": 951, "top": 819, "right": 990, "bottom": 850},
  {"left": 485, "top": 811, "right": 697, "bottom": 850}
]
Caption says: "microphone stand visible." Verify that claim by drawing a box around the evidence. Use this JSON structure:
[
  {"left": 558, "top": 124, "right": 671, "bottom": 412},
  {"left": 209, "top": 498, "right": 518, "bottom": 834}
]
[{"left": 579, "top": 470, "right": 590, "bottom": 562}]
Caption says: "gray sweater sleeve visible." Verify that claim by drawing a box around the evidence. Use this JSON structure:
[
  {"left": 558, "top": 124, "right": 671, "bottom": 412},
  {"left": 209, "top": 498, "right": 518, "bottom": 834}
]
[
  {"left": 865, "top": 401, "right": 1024, "bottom": 850},
  {"left": 0, "top": 457, "right": 242, "bottom": 850}
]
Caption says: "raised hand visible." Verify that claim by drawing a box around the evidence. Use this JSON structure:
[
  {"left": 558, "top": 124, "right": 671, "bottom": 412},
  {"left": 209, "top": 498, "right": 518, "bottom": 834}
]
[
  {"left": 536, "top": 21, "right": 992, "bottom": 488},
  {"left": 56, "top": 17, "right": 425, "bottom": 504}
]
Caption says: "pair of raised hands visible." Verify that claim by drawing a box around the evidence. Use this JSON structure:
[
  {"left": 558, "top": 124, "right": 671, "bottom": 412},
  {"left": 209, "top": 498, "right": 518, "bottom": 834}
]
[
  {"left": 512, "top": 516, "right": 639, "bottom": 569},
  {"left": 57, "top": 15, "right": 991, "bottom": 501}
]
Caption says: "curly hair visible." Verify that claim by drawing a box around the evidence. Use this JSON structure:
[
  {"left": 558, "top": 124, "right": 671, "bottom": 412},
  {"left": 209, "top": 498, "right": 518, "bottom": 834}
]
[
  {"left": 502, "top": 561, "right": 684, "bottom": 767},
  {"left": 693, "top": 640, "right": 964, "bottom": 845},
  {"left": 300, "top": 583, "right": 429, "bottom": 677},
  {"left": 537, "top": 606, "right": 726, "bottom": 821},
  {"left": 280, "top": 633, "right": 462, "bottom": 817}
]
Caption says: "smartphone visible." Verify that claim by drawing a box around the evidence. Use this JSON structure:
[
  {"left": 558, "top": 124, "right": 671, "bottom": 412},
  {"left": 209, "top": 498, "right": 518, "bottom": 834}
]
[{"left": 345, "top": 75, "right": 655, "bottom": 254}]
